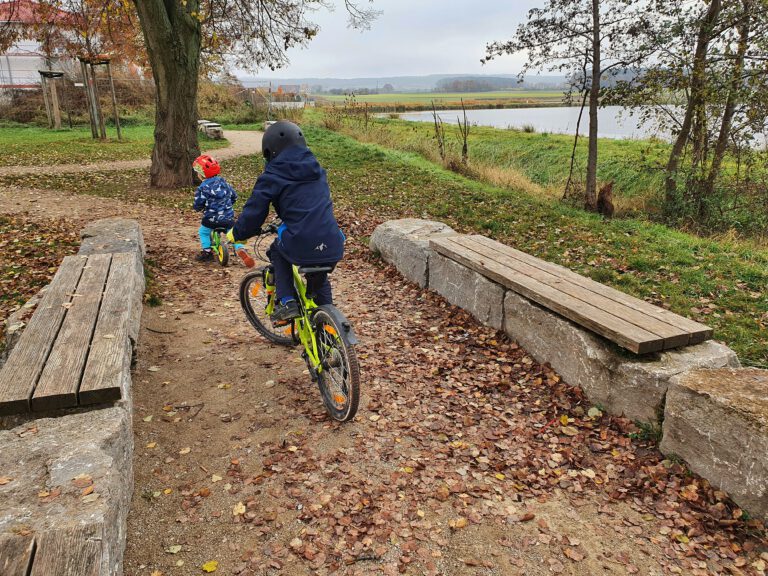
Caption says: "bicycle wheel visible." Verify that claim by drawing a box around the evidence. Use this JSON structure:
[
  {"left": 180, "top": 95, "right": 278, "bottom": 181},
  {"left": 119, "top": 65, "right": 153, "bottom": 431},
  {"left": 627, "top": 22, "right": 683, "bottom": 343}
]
[
  {"left": 239, "top": 268, "right": 294, "bottom": 345},
  {"left": 213, "top": 231, "right": 229, "bottom": 267},
  {"left": 313, "top": 306, "right": 360, "bottom": 422}
]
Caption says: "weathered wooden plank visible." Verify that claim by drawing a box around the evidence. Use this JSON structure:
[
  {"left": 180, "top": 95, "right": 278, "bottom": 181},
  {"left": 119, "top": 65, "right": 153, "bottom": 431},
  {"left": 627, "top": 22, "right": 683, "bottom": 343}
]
[
  {"left": 29, "top": 524, "right": 101, "bottom": 576},
  {"left": 468, "top": 235, "right": 712, "bottom": 344},
  {"left": 0, "top": 533, "right": 35, "bottom": 576},
  {"left": 32, "top": 254, "right": 112, "bottom": 412},
  {"left": 79, "top": 252, "right": 137, "bottom": 405},
  {"left": 451, "top": 235, "right": 692, "bottom": 349},
  {"left": 430, "top": 236, "right": 662, "bottom": 354},
  {"left": 0, "top": 256, "right": 87, "bottom": 416}
]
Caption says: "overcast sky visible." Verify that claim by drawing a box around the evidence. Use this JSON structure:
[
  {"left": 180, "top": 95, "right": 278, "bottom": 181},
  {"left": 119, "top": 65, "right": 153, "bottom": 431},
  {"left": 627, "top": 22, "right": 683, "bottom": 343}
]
[{"left": 246, "top": 0, "right": 539, "bottom": 79}]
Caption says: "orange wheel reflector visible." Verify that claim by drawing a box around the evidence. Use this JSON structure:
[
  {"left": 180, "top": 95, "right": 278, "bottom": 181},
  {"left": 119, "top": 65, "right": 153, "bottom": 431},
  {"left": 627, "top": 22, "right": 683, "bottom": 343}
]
[
  {"left": 282, "top": 326, "right": 292, "bottom": 335},
  {"left": 250, "top": 283, "right": 261, "bottom": 297},
  {"left": 324, "top": 325, "right": 338, "bottom": 337},
  {"left": 334, "top": 394, "right": 346, "bottom": 404}
]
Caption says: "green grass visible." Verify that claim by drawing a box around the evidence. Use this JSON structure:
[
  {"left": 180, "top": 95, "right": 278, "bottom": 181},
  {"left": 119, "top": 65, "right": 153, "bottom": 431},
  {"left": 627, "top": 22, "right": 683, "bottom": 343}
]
[
  {"left": 2, "top": 126, "right": 766, "bottom": 367},
  {"left": 316, "top": 91, "right": 564, "bottom": 104},
  {"left": 0, "top": 124, "right": 230, "bottom": 166}
]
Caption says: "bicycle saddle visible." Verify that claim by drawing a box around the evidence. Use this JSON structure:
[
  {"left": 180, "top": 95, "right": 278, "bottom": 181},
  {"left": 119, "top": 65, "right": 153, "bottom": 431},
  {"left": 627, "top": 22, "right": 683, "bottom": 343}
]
[{"left": 298, "top": 266, "right": 334, "bottom": 274}]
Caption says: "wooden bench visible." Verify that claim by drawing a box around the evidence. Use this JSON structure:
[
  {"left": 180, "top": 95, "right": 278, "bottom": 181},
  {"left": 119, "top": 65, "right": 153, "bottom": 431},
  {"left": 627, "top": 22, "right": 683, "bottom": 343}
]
[
  {"left": 0, "top": 526, "right": 101, "bottom": 576},
  {"left": 430, "top": 235, "right": 712, "bottom": 354},
  {"left": 0, "top": 252, "right": 138, "bottom": 415}
]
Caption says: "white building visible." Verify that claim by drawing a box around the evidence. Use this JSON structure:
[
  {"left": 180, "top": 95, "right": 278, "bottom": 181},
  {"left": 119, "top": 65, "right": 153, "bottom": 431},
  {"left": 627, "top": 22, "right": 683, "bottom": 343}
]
[{"left": 0, "top": 0, "right": 69, "bottom": 89}]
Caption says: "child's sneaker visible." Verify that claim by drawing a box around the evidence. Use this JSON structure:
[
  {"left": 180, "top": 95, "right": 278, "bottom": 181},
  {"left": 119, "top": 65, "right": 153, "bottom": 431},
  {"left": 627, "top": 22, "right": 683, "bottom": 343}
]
[
  {"left": 271, "top": 300, "right": 300, "bottom": 324},
  {"left": 236, "top": 248, "right": 255, "bottom": 268},
  {"left": 195, "top": 249, "right": 214, "bottom": 262}
]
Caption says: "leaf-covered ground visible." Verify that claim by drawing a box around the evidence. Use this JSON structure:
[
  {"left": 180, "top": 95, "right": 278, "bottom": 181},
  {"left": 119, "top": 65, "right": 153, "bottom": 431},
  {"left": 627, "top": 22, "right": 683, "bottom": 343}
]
[
  {"left": 1, "top": 184, "right": 764, "bottom": 575},
  {"left": 0, "top": 213, "right": 80, "bottom": 351}
]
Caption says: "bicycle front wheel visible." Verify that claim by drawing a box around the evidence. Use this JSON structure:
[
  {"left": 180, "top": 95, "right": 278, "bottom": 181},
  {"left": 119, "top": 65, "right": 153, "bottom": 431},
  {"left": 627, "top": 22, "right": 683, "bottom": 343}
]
[
  {"left": 239, "top": 269, "right": 294, "bottom": 346},
  {"left": 313, "top": 306, "right": 360, "bottom": 422}
]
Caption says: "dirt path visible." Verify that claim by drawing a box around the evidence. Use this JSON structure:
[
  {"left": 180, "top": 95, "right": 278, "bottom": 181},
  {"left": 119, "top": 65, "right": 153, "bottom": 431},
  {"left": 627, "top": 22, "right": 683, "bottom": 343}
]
[
  {"left": 1, "top": 187, "right": 764, "bottom": 576},
  {"left": 0, "top": 130, "right": 262, "bottom": 177}
]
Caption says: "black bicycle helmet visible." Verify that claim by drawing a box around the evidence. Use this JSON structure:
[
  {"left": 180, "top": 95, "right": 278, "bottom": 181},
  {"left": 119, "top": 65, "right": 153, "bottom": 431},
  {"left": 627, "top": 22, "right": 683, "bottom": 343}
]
[{"left": 261, "top": 120, "right": 307, "bottom": 162}]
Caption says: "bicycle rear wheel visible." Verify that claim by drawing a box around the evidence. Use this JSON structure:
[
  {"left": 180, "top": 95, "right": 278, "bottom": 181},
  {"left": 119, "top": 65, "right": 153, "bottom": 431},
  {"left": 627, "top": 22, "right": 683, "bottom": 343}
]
[
  {"left": 313, "top": 306, "right": 360, "bottom": 422},
  {"left": 239, "top": 268, "right": 294, "bottom": 346},
  {"left": 213, "top": 231, "right": 229, "bottom": 267}
]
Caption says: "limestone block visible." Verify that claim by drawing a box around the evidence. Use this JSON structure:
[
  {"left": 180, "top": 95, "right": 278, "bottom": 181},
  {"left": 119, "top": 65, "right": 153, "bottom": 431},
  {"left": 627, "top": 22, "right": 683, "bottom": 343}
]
[
  {"left": 369, "top": 219, "right": 457, "bottom": 287},
  {"left": 503, "top": 291, "right": 739, "bottom": 424},
  {"left": 661, "top": 368, "right": 768, "bottom": 521},
  {"left": 79, "top": 218, "right": 146, "bottom": 258},
  {"left": 0, "top": 407, "right": 133, "bottom": 575},
  {"left": 429, "top": 252, "right": 505, "bottom": 329}
]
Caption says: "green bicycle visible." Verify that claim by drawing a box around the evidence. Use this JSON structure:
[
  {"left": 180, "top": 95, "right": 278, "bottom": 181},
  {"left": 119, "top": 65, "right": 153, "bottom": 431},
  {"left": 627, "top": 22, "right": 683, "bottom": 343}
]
[{"left": 239, "top": 222, "right": 360, "bottom": 422}]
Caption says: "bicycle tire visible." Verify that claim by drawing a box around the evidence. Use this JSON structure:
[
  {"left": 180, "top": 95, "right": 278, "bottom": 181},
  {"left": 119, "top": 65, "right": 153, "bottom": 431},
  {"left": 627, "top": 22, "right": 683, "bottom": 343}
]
[
  {"left": 313, "top": 306, "right": 360, "bottom": 422},
  {"left": 215, "top": 231, "right": 229, "bottom": 267},
  {"left": 239, "top": 269, "right": 294, "bottom": 346}
]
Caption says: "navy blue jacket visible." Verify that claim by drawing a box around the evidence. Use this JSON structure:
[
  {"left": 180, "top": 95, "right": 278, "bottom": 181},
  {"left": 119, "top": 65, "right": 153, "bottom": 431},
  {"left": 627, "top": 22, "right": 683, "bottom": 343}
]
[{"left": 232, "top": 146, "right": 344, "bottom": 265}]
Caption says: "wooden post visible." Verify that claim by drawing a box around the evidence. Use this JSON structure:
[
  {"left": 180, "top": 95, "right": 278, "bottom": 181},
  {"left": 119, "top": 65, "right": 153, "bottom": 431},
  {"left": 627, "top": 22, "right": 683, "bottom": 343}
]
[
  {"left": 105, "top": 61, "right": 121, "bottom": 140},
  {"left": 39, "top": 74, "right": 52, "bottom": 128},
  {"left": 90, "top": 63, "right": 106, "bottom": 140},
  {"left": 49, "top": 77, "right": 61, "bottom": 129},
  {"left": 80, "top": 60, "right": 98, "bottom": 138}
]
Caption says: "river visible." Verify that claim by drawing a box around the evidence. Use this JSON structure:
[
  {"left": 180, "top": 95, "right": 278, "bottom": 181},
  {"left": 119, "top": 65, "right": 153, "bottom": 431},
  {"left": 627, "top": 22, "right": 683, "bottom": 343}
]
[{"left": 398, "top": 106, "right": 669, "bottom": 141}]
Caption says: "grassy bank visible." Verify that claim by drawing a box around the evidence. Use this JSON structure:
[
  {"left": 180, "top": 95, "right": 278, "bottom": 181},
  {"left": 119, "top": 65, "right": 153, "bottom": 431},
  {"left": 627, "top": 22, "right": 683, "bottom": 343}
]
[
  {"left": 0, "top": 124, "right": 229, "bottom": 166},
  {"left": 311, "top": 111, "right": 668, "bottom": 208},
  {"left": 4, "top": 126, "right": 766, "bottom": 367}
]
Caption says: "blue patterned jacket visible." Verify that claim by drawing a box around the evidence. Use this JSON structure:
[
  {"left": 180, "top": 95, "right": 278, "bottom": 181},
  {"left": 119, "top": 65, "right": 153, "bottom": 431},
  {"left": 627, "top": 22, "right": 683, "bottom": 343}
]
[{"left": 193, "top": 176, "right": 237, "bottom": 224}]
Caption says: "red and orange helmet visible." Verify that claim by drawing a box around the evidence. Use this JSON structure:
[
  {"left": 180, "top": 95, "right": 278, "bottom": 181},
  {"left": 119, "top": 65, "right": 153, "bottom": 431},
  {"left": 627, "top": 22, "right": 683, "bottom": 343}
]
[{"left": 192, "top": 154, "right": 221, "bottom": 179}]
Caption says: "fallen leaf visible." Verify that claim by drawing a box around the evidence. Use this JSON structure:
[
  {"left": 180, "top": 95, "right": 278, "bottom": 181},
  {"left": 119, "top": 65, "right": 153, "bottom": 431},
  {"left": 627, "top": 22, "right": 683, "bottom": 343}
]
[
  {"left": 587, "top": 407, "right": 603, "bottom": 419},
  {"left": 148, "top": 366, "right": 160, "bottom": 372},
  {"left": 82, "top": 493, "right": 100, "bottom": 503},
  {"left": 211, "top": 474, "right": 222, "bottom": 483},
  {"left": 233, "top": 502, "right": 246, "bottom": 516},
  {"left": 0, "top": 476, "right": 14, "bottom": 485},
  {"left": 217, "top": 383, "right": 231, "bottom": 390},
  {"left": 561, "top": 426, "right": 579, "bottom": 437},
  {"left": 143, "top": 415, "right": 153, "bottom": 422},
  {"left": 564, "top": 547, "right": 585, "bottom": 562},
  {"left": 449, "top": 517, "right": 468, "bottom": 530},
  {"left": 146, "top": 442, "right": 157, "bottom": 449},
  {"left": 202, "top": 560, "right": 218, "bottom": 572},
  {"left": 81, "top": 485, "right": 94, "bottom": 496},
  {"left": 179, "top": 447, "right": 191, "bottom": 455},
  {"left": 166, "top": 545, "right": 182, "bottom": 554}
]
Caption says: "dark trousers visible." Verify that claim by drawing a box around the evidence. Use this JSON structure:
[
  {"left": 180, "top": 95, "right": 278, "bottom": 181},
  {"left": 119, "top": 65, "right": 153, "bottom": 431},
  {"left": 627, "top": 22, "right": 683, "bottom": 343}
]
[{"left": 267, "top": 240, "right": 335, "bottom": 306}]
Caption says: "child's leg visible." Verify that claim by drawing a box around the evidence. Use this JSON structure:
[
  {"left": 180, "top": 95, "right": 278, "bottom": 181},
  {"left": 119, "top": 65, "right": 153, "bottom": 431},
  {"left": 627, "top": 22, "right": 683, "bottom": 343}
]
[
  {"left": 267, "top": 241, "right": 296, "bottom": 304},
  {"left": 306, "top": 265, "right": 336, "bottom": 306},
  {"left": 198, "top": 224, "right": 213, "bottom": 250}
]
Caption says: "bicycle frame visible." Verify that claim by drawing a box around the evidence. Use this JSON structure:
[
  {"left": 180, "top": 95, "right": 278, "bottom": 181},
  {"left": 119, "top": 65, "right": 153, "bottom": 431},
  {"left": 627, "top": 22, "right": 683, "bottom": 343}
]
[{"left": 263, "top": 264, "right": 324, "bottom": 376}]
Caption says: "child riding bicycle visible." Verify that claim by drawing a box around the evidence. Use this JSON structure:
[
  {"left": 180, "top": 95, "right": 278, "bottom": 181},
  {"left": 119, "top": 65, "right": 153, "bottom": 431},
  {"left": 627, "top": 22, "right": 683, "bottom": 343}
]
[
  {"left": 227, "top": 121, "right": 345, "bottom": 323},
  {"left": 192, "top": 154, "right": 255, "bottom": 267}
]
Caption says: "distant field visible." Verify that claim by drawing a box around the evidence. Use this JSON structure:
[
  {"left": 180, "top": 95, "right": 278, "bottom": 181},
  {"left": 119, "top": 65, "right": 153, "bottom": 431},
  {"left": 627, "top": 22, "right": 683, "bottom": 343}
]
[{"left": 315, "top": 91, "right": 564, "bottom": 104}]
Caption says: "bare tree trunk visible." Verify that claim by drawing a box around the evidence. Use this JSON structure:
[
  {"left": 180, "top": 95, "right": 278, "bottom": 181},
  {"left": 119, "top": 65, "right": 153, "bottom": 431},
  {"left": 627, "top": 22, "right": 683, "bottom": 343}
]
[
  {"left": 564, "top": 87, "right": 589, "bottom": 200},
  {"left": 133, "top": 0, "right": 201, "bottom": 188},
  {"left": 585, "top": 0, "right": 601, "bottom": 211},
  {"left": 663, "top": 0, "right": 722, "bottom": 212},
  {"left": 701, "top": 0, "right": 751, "bottom": 203}
]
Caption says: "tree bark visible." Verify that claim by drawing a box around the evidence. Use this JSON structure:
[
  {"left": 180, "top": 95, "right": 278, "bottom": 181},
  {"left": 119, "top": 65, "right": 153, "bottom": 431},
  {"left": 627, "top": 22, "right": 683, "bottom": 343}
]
[
  {"left": 585, "top": 0, "right": 600, "bottom": 210},
  {"left": 133, "top": 0, "right": 201, "bottom": 188},
  {"left": 663, "top": 0, "right": 722, "bottom": 212},
  {"left": 701, "top": 0, "right": 751, "bottom": 204}
]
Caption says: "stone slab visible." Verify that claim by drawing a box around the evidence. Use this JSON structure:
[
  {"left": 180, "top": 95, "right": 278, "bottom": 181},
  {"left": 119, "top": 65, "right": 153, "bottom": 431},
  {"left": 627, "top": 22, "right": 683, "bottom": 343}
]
[
  {"left": 661, "top": 368, "right": 768, "bottom": 521},
  {"left": 429, "top": 252, "right": 505, "bottom": 330},
  {"left": 369, "top": 219, "right": 457, "bottom": 288},
  {"left": 0, "top": 407, "right": 133, "bottom": 575},
  {"left": 503, "top": 291, "right": 739, "bottom": 424},
  {"left": 79, "top": 218, "right": 146, "bottom": 259}
]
